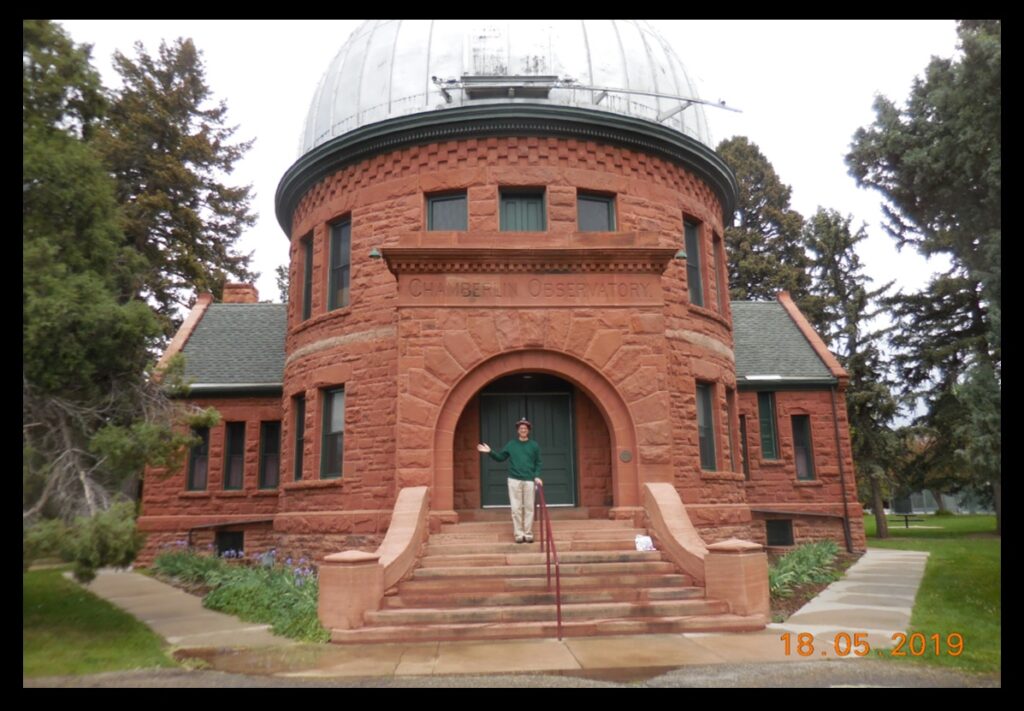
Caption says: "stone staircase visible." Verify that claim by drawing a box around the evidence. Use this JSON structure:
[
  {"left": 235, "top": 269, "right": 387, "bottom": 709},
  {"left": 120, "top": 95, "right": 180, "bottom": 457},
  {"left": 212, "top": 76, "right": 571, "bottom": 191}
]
[{"left": 328, "top": 515, "right": 766, "bottom": 643}]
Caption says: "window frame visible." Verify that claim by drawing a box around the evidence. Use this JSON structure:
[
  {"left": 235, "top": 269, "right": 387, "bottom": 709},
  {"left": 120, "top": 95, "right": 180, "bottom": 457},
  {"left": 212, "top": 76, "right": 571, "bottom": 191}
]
[
  {"left": 301, "top": 232, "right": 313, "bottom": 321},
  {"left": 215, "top": 531, "right": 244, "bottom": 558},
  {"left": 187, "top": 427, "right": 209, "bottom": 491},
  {"left": 328, "top": 218, "right": 351, "bottom": 311},
  {"left": 696, "top": 382, "right": 717, "bottom": 471},
  {"left": 293, "top": 395, "right": 305, "bottom": 481},
  {"left": 766, "top": 519, "right": 794, "bottom": 547},
  {"left": 427, "top": 192, "right": 468, "bottom": 231},
  {"left": 791, "top": 414, "right": 816, "bottom": 481},
  {"left": 223, "top": 422, "right": 246, "bottom": 490},
  {"left": 739, "top": 414, "right": 750, "bottom": 479},
  {"left": 713, "top": 233, "right": 726, "bottom": 313},
  {"left": 258, "top": 421, "right": 281, "bottom": 489},
  {"left": 757, "top": 391, "right": 779, "bottom": 461},
  {"left": 500, "top": 188, "right": 546, "bottom": 231},
  {"left": 577, "top": 192, "right": 616, "bottom": 232},
  {"left": 320, "top": 388, "right": 345, "bottom": 480},
  {"left": 684, "top": 218, "right": 704, "bottom": 308}
]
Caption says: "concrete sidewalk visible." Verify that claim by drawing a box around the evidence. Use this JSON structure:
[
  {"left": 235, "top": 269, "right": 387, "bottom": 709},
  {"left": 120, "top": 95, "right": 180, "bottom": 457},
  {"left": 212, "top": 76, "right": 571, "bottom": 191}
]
[{"left": 76, "top": 548, "right": 930, "bottom": 679}]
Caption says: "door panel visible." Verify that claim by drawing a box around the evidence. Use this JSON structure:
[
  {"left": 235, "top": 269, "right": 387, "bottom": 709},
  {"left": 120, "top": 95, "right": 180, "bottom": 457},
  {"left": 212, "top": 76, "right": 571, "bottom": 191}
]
[{"left": 479, "top": 392, "right": 576, "bottom": 507}]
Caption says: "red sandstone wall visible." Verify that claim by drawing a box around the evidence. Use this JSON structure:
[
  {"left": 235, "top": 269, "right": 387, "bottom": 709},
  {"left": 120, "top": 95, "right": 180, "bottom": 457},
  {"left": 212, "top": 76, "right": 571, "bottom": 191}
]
[
  {"left": 576, "top": 389, "right": 613, "bottom": 510},
  {"left": 453, "top": 397, "right": 481, "bottom": 510}
]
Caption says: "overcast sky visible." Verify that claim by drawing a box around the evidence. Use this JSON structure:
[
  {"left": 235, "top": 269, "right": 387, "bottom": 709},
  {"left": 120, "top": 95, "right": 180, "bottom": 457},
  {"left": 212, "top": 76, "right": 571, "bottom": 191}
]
[{"left": 57, "top": 19, "right": 959, "bottom": 304}]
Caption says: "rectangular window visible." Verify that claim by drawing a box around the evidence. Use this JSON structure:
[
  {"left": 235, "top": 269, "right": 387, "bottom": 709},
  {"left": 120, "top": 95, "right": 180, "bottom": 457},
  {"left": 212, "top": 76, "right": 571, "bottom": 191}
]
[
  {"left": 713, "top": 234, "right": 726, "bottom": 313},
  {"left": 301, "top": 233, "right": 313, "bottom": 321},
  {"left": 684, "top": 219, "right": 704, "bottom": 307},
  {"left": 577, "top": 193, "right": 615, "bottom": 231},
  {"left": 259, "top": 421, "right": 281, "bottom": 489},
  {"left": 328, "top": 219, "right": 351, "bottom": 310},
  {"left": 792, "top": 415, "right": 816, "bottom": 480},
  {"left": 766, "top": 520, "right": 794, "bottom": 547},
  {"left": 500, "top": 189, "right": 545, "bottom": 231},
  {"left": 224, "top": 422, "right": 245, "bottom": 490},
  {"left": 428, "top": 193, "right": 468, "bottom": 230},
  {"left": 696, "top": 382, "right": 716, "bottom": 471},
  {"left": 321, "top": 388, "right": 345, "bottom": 479},
  {"left": 725, "top": 387, "right": 737, "bottom": 472},
  {"left": 758, "top": 392, "right": 779, "bottom": 460},
  {"left": 215, "top": 531, "right": 244, "bottom": 558},
  {"left": 293, "top": 395, "right": 305, "bottom": 481},
  {"left": 739, "top": 415, "right": 750, "bottom": 479},
  {"left": 187, "top": 427, "right": 209, "bottom": 491}
]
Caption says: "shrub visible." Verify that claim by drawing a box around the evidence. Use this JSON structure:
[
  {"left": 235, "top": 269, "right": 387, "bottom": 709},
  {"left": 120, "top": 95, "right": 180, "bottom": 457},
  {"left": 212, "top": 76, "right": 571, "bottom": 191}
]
[
  {"left": 24, "top": 502, "right": 144, "bottom": 582},
  {"left": 23, "top": 518, "right": 70, "bottom": 571},
  {"left": 768, "top": 540, "right": 841, "bottom": 598}
]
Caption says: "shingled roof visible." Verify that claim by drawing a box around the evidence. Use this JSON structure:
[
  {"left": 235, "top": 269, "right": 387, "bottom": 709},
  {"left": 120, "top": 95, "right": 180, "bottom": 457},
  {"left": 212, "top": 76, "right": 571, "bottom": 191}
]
[
  {"left": 180, "top": 303, "right": 287, "bottom": 393},
  {"left": 176, "top": 300, "right": 835, "bottom": 391},
  {"left": 730, "top": 301, "right": 836, "bottom": 385}
]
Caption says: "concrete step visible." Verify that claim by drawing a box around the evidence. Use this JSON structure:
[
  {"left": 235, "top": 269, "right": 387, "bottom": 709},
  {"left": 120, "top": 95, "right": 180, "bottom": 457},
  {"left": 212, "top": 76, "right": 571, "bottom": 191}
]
[
  {"left": 439, "top": 519, "right": 636, "bottom": 533},
  {"left": 411, "top": 560, "right": 677, "bottom": 579},
  {"left": 366, "top": 599, "right": 729, "bottom": 626},
  {"left": 430, "top": 528, "right": 647, "bottom": 544},
  {"left": 331, "top": 614, "right": 767, "bottom": 644},
  {"left": 396, "top": 572, "right": 693, "bottom": 594},
  {"left": 418, "top": 550, "right": 666, "bottom": 568},
  {"left": 425, "top": 538, "right": 639, "bottom": 555},
  {"left": 382, "top": 586, "right": 706, "bottom": 609}
]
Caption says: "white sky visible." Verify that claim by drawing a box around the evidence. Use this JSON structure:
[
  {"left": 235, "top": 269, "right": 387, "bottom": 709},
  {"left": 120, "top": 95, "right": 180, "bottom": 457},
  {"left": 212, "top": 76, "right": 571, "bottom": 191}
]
[{"left": 57, "top": 19, "right": 959, "bottom": 304}]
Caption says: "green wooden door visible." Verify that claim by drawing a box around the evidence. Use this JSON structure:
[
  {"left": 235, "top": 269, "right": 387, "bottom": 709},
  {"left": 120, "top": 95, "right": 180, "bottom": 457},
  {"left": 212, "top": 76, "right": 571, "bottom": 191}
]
[{"left": 479, "top": 392, "right": 576, "bottom": 507}]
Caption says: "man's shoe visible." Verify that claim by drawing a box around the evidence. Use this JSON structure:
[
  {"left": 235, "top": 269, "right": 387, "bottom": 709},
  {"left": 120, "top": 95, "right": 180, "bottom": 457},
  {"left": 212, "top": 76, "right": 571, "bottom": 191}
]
[
  {"left": 515, "top": 535, "right": 525, "bottom": 543},
  {"left": 524, "top": 535, "right": 534, "bottom": 543}
]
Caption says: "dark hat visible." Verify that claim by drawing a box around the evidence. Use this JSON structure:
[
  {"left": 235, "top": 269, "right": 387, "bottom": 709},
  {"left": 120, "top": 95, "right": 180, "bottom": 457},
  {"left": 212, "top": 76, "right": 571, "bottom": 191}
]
[{"left": 515, "top": 418, "right": 532, "bottom": 430}]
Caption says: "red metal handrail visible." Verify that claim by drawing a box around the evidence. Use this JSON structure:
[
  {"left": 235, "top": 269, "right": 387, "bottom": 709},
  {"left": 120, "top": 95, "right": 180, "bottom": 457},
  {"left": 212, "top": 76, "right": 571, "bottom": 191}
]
[{"left": 534, "top": 481, "right": 562, "bottom": 640}]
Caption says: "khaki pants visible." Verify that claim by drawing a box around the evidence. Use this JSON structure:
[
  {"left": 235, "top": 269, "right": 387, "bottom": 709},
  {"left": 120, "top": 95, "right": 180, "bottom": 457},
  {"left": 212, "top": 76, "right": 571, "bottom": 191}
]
[{"left": 507, "top": 477, "right": 535, "bottom": 540}]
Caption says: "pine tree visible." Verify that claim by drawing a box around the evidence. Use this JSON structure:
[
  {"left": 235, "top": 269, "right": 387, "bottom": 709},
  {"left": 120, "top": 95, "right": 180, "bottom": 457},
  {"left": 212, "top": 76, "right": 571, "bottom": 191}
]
[
  {"left": 96, "top": 37, "right": 257, "bottom": 333},
  {"left": 716, "top": 136, "right": 809, "bottom": 302}
]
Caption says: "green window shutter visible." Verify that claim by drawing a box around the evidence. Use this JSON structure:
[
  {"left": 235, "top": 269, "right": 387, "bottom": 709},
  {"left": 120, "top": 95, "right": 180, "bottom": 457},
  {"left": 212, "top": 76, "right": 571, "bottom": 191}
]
[
  {"left": 293, "top": 396, "right": 305, "bottom": 481},
  {"left": 577, "top": 194, "right": 615, "bottom": 231},
  {"left": 685, "top": 220, "right": 704, "bottom": 307},
  {"left": 758, "top": 392, "right": 778, "bottom": 460},
  {"left": 329, "top": 219, "right": 351, "bottom": 310},
  {"left": 792, "top": 415, "right": 815, "bottom": 480},
  {"left": 301, "top": 234, "right": 313, "bottom": 321},
  {"left": 321, "top": 388, "right": 345, "bottom": 479},
  {"left": 501, "top": 191, "right": 545, "bottom": 231},
  {"left": 428, "top": 194, "right": 467, "bottom": 230},
  {"left": 259, "top": 421, "right": 281, "bottom": 489},
  {"left": 696, "top": 383, "right": 716, "bottom": 470}
]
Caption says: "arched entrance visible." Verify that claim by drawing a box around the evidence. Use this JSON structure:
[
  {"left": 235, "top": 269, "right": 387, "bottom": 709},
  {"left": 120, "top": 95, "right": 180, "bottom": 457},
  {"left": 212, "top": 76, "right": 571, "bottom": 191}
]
[{"left": 432, "top": 349, "right": 639, "bottom": 517}]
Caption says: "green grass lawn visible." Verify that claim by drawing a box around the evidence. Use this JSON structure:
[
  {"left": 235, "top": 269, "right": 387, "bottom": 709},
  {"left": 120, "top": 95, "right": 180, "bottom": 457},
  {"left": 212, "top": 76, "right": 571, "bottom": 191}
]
[
  {"left": 862, "top": 514, "right": 1000, "bottom": 675},
  {"left": 23, "top": 567, "right": 178, "bottom": 677}
]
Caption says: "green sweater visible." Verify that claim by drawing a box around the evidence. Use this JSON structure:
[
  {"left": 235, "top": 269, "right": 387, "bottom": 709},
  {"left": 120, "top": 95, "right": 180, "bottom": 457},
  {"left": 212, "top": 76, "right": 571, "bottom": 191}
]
[{"left": 488, "top": 439, "right": 541, "bottom": 481}]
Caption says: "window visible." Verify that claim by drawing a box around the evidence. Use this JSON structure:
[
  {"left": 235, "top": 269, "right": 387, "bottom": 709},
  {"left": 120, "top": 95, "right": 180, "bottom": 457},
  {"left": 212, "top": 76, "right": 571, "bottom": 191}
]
[
  {"left": 259, "top": 421, "right": 281, "bottom": 489},
  {"left": 766, "top": 520, "right": 794, "bottom": 547},
  {"left": 684, "top": 219, "right": 704, "bottom": 307},
  {"left": 739, "top": 415, "right": 750, "bottom": 479},
  {"left": 301, "top": 233, "right": 313, "bottom": 321},
  {"left": 792, "top": 415, "right": 816, "bottom": 480},
  {"left": 500, "top": 189, "right": 545, "bottom": 231},
  {"left": 577, "top": 193, "right": 615, "bottom": 231},
  {"left": 713, "top": 235, "right": 726, "bottom": 313},
  {"left": 696, "top": 382, "right": 716, "bottom": 471},
  {"left": 758, "top": 392, "right": 779, "bottom": 460},
  {"left": 428, "top": 193, "right": 467, "bottom": 230},
  {"left": 215, "top": 531, "right": 244, "bottom": 557},
  {"left": 328, "top": 219, "right": 351, "bottom": 310},
  {"left": 187, "top": 427, "right": 209, "bottom": 490},
  {"left": 293, "top": 395, "right": 305, "bottom": 481},
  {"left": 224, "top": 422, "right": 245, "bottom": 490},
  {"left": 321, "top": 388, "right": 345, "bottom": 479},
  {"left": 726, "top": 387, "right": 737, "bottom": 472}
]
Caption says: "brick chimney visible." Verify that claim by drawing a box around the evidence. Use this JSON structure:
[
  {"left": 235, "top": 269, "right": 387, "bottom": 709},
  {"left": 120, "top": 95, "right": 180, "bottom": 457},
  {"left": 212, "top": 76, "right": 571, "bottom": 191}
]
[{"left": 222, "top": 282, "right": 260, "bottom": 303}]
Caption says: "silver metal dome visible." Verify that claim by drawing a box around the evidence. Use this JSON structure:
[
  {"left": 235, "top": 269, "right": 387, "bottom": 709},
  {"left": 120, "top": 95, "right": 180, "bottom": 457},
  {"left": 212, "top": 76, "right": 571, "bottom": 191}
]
[{"left": 300, "top": 20, "right": 713, "bottom": 156}]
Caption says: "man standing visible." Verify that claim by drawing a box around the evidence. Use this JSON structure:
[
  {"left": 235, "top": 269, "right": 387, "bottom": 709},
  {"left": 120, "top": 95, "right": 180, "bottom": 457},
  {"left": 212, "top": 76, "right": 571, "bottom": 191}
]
[{"left": 478, "top": 418, "right": 543, "bottom": 543}]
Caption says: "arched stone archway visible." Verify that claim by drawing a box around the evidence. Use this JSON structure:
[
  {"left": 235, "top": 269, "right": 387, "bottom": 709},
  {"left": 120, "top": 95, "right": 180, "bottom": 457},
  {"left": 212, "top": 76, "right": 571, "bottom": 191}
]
[{"left": 429, "top": 349, "right": 640, "bottom": 520}]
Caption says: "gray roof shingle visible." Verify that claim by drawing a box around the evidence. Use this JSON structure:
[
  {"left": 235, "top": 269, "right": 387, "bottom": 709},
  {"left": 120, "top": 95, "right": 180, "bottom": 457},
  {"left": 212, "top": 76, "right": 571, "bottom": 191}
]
[
  {"left": 181, "top": 304, "right": 287, "bottom": 389},
  {"left": 730, "top": 301, "right": 835, "bottom": 384},
  {"left": 176, "top": 300, "right": 834, "bottom": 390}
]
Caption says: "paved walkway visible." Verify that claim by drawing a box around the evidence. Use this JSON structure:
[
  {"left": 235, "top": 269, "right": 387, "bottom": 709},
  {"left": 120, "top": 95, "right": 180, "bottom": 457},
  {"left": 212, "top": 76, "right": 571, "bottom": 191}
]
[{"left": 70, "top": 548, "right": 932, "bottom": 680}]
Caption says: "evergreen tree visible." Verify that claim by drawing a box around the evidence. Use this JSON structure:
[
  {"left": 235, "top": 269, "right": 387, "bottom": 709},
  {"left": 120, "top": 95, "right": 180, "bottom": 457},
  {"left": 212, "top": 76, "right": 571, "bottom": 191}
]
[
  {"left": 802, "top": 208, "right": 898, "bottom": 537},
  {"left": 716, "top": 136, "right": 809, "bottom": 302},
  {"left": 846, "top": 21, "right": 1000, "bottom": 530},
  {"left": 96, "top": 37, "right": 257, "bottom": 334}
]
